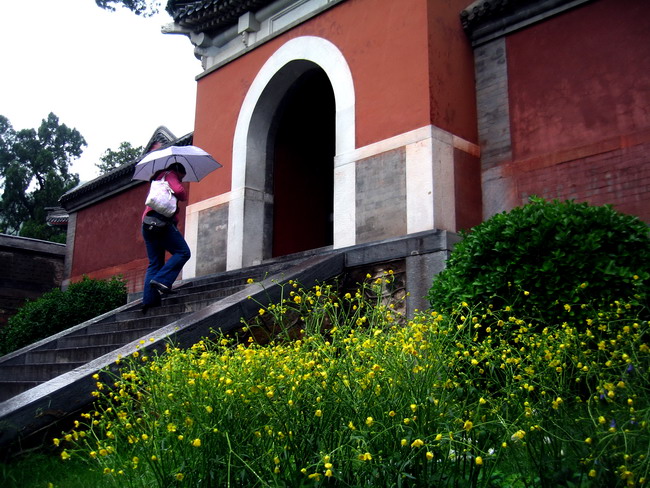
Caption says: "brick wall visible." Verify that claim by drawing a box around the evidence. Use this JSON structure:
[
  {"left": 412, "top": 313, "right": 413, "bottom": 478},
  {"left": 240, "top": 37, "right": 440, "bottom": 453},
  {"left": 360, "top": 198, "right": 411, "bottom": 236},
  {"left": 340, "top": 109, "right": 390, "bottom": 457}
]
[
  {"left": 514, "top": 138, "right": 650, "bottom": 221},
  {"left": 476, "top": 0, "right": 649, "bottom": 223},
  {"left": 355, "top": 148, "right": 407, "bottom": 244},
  {"left": 0, "top": 235, "right": 65, "bottom": 328}
]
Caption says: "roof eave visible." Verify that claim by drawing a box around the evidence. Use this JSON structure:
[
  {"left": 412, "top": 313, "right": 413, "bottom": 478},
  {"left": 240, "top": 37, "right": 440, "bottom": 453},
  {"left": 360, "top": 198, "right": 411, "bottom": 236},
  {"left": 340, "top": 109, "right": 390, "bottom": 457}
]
[{"left": 461, "top": 0, "right": 595, "bottom": 46}]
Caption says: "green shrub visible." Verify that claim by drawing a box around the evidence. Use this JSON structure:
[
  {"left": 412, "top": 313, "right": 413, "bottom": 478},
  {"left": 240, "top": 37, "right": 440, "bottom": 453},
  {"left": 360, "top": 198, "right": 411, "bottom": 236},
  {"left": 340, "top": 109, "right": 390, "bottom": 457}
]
[
  {"left": 0, "top": 276, "right": 127, "bottom": 356},
  {"left": 427, "top": 198, "right": 650, "bottom": 326}
]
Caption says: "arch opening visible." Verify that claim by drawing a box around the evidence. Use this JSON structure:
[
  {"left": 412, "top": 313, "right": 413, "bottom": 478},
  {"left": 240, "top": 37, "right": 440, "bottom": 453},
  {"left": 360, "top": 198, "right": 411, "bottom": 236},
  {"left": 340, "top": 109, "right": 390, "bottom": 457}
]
[
  {"left": 228, "top": 36, "right": 356, "bottom": 270},
  {"left": 269, "top": 67, "right": 335, "bottom": 257}
]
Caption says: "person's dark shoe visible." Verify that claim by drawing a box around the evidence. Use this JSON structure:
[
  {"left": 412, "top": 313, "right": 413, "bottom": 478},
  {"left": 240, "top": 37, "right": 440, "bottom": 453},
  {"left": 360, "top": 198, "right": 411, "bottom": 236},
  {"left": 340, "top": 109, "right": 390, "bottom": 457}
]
[{"left": 150, "top": 280, "right": 177, "bottom": 295}]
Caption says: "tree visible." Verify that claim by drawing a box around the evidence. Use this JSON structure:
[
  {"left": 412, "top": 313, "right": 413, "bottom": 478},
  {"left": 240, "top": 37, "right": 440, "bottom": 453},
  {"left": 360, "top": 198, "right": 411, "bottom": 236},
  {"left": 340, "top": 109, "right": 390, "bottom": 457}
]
[
  {"left": 0, "top": 113, "right": 86, "bottom": 243},
  {"left": 96, "top": 141, "right": 143, "bottom": 175},
  {"left": 95, "top": 0, "right": 161, "bottom": 16}
]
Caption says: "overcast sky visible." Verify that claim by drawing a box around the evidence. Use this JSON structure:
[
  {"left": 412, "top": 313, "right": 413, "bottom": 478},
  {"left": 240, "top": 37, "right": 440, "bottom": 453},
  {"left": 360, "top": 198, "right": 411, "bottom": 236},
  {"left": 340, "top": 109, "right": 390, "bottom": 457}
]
[{"left": 0, "top": 0, "right": 200, "bottom": 182}]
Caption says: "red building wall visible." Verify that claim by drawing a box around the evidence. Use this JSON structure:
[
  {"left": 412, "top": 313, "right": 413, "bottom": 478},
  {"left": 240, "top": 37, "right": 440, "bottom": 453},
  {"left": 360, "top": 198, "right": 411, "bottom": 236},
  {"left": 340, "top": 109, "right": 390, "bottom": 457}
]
[
  {"left": 191, "top": 0, "right": 476, "bottom": 205},
  {"left": 505, "top": 0, "right": 650, "bottom": 220}
]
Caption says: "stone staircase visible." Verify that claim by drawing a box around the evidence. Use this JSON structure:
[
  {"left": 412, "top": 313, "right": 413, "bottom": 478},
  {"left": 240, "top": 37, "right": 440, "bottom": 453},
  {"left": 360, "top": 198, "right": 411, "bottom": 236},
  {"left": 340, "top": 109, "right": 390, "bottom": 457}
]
[{"left": 0, "top": 273, "right": 253, "bottom": 403}]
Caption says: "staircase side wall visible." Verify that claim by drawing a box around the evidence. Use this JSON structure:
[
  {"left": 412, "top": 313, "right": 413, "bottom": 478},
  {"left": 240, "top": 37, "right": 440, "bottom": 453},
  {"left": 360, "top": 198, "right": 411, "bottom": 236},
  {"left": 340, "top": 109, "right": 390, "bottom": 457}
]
[{"left": 0, "top": 235, "right": 65, "bottom": 328}]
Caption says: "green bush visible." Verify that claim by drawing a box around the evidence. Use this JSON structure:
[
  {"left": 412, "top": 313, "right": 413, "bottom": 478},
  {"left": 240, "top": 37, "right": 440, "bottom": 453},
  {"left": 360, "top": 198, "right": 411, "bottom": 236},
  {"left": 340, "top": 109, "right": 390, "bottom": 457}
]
[
  {"left": 427, "top": 198, "right": 650, "bottom": 326},
  {"left": 0, "top": 276, "right": 127, "bottom": 356}
]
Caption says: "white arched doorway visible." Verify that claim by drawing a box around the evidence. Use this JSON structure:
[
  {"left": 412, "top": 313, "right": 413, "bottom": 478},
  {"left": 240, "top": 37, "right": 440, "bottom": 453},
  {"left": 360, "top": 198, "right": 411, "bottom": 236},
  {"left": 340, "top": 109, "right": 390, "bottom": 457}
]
[{"left": 227, "top": 36, "right": 356, "bottom": 270}]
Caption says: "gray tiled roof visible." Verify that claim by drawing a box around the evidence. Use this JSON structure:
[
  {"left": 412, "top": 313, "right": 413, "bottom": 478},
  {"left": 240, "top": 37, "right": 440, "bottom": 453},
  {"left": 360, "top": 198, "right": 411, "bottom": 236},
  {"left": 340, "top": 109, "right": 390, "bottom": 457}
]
[{"left": 166, "top": 0, "right": 277, "bottom": 33}]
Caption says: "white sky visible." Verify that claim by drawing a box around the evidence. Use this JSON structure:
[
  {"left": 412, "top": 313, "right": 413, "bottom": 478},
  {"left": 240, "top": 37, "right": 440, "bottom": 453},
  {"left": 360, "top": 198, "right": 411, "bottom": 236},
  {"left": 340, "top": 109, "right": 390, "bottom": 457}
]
[{"left": 0, "top": 0, "right": 200, "bottom": 182}]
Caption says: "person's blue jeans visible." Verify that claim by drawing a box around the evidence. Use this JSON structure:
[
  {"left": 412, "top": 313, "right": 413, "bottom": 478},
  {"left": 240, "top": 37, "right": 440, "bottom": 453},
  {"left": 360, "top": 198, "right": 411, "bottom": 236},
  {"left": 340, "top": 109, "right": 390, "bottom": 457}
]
[{"left": 142, "top": 223, "right": 191, "bottom": 306}]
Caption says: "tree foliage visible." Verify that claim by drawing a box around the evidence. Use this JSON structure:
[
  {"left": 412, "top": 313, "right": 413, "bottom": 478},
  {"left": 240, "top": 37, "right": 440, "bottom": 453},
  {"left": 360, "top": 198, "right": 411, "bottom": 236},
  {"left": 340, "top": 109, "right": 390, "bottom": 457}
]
[
  {"left": 0, "top": 113, "right": 86, "bottom": 242},
  {"left": 95, "top": 0, "right": 162, "bottom": 16},
  {"left": 96, "top": 141, "right": 143, "bottom": 175}
]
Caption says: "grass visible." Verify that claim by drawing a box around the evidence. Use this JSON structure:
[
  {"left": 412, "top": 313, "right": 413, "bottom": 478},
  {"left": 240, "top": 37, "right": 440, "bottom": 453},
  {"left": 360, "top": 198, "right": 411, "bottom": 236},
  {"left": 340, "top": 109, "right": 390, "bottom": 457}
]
[{"left": 1, "top": 450, "right": 106, "bottom": 488}]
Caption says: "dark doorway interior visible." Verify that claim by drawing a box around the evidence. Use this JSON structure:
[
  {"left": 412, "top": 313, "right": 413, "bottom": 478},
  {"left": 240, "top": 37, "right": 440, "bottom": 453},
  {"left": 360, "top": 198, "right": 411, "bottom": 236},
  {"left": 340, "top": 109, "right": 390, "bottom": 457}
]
[{"left": 271, "top": 68, "right": 335, "bottom": 257}]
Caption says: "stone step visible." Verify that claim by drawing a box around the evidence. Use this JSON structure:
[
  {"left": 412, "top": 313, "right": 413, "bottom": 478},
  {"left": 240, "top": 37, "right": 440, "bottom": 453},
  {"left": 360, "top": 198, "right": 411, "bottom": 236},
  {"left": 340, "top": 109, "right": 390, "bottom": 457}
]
[
  {"left": 109, "top": 297, "right": 219, "bottom": 323},
  {"left": 24, "top": 344, "right": 125, "bottom": 364},
  {"left": 0, "top": 362, "right": 85, "bottom": 382},
  {"left": 81, "top": 312, "right": 186, "bottom": 332},
  {"left": 56, "top": 327, "right": 161, "bottom": 348},
  {"left": 0, "top": 381, "right": 41, "bottom": 403}
]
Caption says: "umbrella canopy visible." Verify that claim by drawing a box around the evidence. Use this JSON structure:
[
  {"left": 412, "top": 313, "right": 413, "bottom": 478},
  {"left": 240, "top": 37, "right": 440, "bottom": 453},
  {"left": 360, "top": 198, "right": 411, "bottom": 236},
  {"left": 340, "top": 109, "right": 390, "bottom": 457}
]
[{"left": 132, "top": 145, "right": 222, "bottom": 182}]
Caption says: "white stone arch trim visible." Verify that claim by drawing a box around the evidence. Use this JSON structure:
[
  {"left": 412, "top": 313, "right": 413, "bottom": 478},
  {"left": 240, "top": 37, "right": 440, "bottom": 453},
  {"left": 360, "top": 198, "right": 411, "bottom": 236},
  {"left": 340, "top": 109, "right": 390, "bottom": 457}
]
[{"left": 227, "top": 35, "right": 356, "bottom": 270}]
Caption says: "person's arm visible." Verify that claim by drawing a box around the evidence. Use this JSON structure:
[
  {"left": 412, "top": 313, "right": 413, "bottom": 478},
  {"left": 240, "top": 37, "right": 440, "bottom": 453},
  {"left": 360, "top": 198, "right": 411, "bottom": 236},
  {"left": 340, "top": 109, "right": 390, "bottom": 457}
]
[{"left": 165, "top": 171, "right": 188, "bottom": 201}]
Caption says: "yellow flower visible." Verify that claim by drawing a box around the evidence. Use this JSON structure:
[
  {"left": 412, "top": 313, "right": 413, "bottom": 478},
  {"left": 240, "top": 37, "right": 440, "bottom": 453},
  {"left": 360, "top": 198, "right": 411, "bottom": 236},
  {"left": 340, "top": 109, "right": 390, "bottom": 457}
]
[
  {"left": 325, "top": 469, "right": 333, "bottom": 477},
  {"left": 358, "top": 452, "right": 372, "bottom": 461},
  {"left": 426, "top": 451, "right": 434, "bottom": 460},
  {"left": 585, "top": 437, "right": 592, "bottom": 445},
  {"left": 192, "top": 438, "right": 201, "bottom": 447},
  {"left": 247, "top": 278, "right": 254, "bottom": 284},
  {"left": 463, "top": 420, "right": 473, "bottom": 431},
  {"left": 589, "top": 469, "right": 597, "bottom": 478},
  {"left": 365, "top": 417, "right": 374, "bottom": 426},
  {"left": 175, "top": 473, "right": 184, "bottom": 481},
  {"left": 60, "top": 451, "right": 70, "bottom": 460},
  {"left": 315, "top": 409, "right": 322, "bottom": 417},
  {"left": 401, "top": 439, "right": 408, "bottom": 447},
  {"left": 511, "top": 430, "right": 526, "bottom": 441},
  {"left": 411, "top": 439, "right": 424, "bottom": 448},
  {"left": 52, "top": 438, "right": 60, "bottom": 447},
  {"left": 293, "top": 295, "right": 302, "bottom": 304},
  {"left": 259, "top": 308, "right": 266, "bottom": 316},
  {"left": 348, "top": 421, "right": 356, "bottom": 430},
  {"left": 475, "top": 456, "right": 483, "bottom": 466}
]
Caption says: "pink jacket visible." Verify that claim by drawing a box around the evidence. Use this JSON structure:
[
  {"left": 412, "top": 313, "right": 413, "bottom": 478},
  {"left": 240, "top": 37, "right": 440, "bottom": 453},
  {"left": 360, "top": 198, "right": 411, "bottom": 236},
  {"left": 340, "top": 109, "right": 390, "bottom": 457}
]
[{"left": 142, "top": 170, "right": 188, "bottom": 224}]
